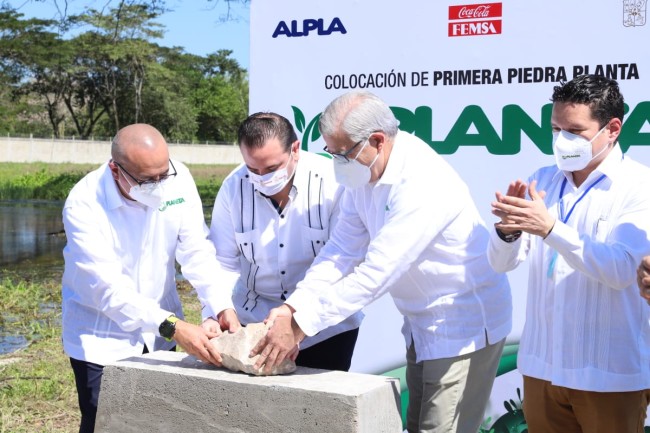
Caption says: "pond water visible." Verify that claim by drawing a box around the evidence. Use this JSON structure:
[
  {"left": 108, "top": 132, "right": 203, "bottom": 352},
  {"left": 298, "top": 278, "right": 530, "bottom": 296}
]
[
  {"left": 0, "top": 200, "right": 66, "bottom": 355},
  {"left": 0, "top": 200, "right": 66, "bottom": 267}
]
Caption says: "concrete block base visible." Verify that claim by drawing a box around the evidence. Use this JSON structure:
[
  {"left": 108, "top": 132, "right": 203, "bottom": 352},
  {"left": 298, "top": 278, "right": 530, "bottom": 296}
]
[{"left": 95, "top": 351, "right": 402, "bottom": 433}]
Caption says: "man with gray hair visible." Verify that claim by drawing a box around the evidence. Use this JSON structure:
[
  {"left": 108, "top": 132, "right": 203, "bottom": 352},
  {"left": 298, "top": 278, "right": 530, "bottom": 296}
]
[{"left": 252, "top": 91, "right": 512, "bottom": 433}]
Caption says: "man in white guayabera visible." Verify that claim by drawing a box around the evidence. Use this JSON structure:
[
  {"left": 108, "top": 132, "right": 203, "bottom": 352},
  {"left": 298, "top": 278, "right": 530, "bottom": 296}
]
[
  {"left": 201, "top": 112, "right": 361, "bottom": 371},
  {"left": 61, "top": 124, "right": 237, "bottom": 433},
  {"left": 251, "top": 91, "right": 513, "bottom": 433},
  {"left": 489, "top": 74, "right": 650, "bottom": 433}
]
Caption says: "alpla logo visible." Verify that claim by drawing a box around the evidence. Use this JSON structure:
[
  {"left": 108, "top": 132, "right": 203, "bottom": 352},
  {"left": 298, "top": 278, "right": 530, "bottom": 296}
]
[
  {"left": 448, "top": 2, "right": 503, "bottom": 37},
  {"left": 272, "top": 17, "right": 347, "bottom": 38},
  {"left": 158, "top": 197, "right": 185, "bottom": 212},
  {"left": 290, "top": 101, "right": 650, "bottom": 155}
]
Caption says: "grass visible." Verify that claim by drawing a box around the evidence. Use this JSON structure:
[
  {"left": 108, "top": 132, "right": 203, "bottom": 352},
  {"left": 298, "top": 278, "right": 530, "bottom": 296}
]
[
  {"left": 0, "top": 270, "right": 203, "bottom": 433},
  {"left": 0, "top": 162, "right": 238, "bottom": 206}
]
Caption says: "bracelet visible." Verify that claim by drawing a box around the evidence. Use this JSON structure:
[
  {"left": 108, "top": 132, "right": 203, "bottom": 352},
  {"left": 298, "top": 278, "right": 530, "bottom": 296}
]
[{"left": 495, "top": 226, "right": 522, "bottom": 243}]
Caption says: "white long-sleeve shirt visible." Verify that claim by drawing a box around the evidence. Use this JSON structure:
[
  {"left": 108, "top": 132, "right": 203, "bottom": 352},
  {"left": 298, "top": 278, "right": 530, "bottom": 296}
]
[
  {"left": 208, "top": 151, "right": 363, "bottom": 349},
  {"left": 62, "top": 160, "right": 231, "bottom": 365},
  {"left": 488, "top": 144, "right": 650, "bottom": 392},
  {"left": 288, "top": 131, "right": 512, "bottom": 362}
]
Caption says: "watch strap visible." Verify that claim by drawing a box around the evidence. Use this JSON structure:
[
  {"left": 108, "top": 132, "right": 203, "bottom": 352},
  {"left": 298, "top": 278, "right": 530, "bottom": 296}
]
[
  {"left": 495, "top": 226, "right": 522, "bottom": 243},
  {"left": 159, "top": 314, "right": 179, "bottom": 342}
]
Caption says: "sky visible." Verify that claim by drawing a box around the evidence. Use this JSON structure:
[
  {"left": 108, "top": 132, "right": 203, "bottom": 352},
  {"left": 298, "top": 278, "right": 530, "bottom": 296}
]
[{"left": 7, "top": 0, "right": 251, "bottom": 70}]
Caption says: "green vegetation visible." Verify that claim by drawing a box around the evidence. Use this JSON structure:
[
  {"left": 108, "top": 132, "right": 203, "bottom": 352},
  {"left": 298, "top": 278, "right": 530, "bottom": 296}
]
[
  {"left": 0, "top": 269, "right": 203, "bottom": 433},
  {"left": 0, "top": 162, "right": 237, "bottom": 206},
  {"left": 0, "top": 163, "right": 96, "bottom": 200},
  {"left": 0, "top": 3, "right": 248, "bottom": 143}
]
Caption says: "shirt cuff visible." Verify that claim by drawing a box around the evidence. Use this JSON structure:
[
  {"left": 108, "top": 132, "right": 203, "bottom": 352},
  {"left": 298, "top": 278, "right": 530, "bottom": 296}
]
[
  {"left": 286, "top": 290, "right": 322, "bottom": 337},
  {"left": 542, "top": 219, "right": 574, "bottom": 251}
]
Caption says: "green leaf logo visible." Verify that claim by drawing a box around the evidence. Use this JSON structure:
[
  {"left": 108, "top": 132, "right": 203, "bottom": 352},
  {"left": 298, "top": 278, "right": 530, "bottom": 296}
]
[
  {"left": 291, "top": 106, "right": 322, "bottom": 152},
  {"left": 291, "top": 106, "right": 306, "bottom": 133}
]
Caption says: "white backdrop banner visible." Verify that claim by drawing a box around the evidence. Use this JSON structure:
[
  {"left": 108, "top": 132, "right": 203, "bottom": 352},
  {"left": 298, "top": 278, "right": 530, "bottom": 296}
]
[{"left": 250, "top": 0, "right": 650, "bottom": 430}]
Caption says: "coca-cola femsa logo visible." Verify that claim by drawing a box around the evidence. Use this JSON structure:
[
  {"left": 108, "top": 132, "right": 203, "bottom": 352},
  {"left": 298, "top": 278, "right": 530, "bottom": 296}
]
[
  {"left": 448, "top": 2, "right": 503, "bottom": 37},
  {"left": 459, "top": 5, "right": 490, "bottom": 18},
  {"left": 449, "top": 3, "right": 502, "bottom": 20}
]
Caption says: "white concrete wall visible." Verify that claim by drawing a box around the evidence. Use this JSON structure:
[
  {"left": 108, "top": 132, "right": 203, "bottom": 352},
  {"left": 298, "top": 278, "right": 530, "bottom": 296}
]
[{"left": 0, "top": 137, "right": 243, "bottom": 165}]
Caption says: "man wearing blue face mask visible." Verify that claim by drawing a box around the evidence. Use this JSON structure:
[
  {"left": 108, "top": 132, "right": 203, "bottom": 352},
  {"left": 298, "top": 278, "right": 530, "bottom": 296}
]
[
  {"left": 62, "top": 123, "right": 237, "bottom": 433},
  {"left": 251, "top": 92, "right": 513, "bottom": 433},
  {"left": 201, "top": 112, "right": 362, "bottom": 371},
  {"left": 489, "top": 74, "right": 650, "bottom": 432}
]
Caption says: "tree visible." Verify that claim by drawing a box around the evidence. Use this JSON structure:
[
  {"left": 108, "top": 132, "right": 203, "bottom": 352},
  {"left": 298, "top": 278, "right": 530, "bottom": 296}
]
[
  {"left": 0, "top": 1, "right": 250, "bottom": 140},
  {"left": 69, "top": 3, "right": 164, "bottom": 133},
  {"left": 138, "top": 55, "right": 199, "bottom": 141},
  {"left": 0, "top": 6, "right": 67, "bottom": 135},
  {"left": 194, "top": 49, "right": 248, "bottom": 142}
]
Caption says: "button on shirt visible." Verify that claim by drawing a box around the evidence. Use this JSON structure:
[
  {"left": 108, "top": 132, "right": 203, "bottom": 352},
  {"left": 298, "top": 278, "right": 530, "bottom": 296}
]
[
  {"left": 207, "top": 151, "right": 363, "bottom": 349},
  {"left": 488, "top": 145, "right": 650, "bottom": 392},
  {"left": 62, "top": 160, "right": 231, "bottom": 365},
  {"left": 288, "top": 131, "right": 512, "bottom": 362}
]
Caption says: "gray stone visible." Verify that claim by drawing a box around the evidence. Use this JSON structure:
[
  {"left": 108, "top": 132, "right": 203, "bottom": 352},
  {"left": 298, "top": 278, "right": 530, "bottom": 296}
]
[
  {"left": 95, "top": 351, "right": 403, "bottom": 433},
  {"left": 210, "top": 322, "right": 297, "bottom": 376}
]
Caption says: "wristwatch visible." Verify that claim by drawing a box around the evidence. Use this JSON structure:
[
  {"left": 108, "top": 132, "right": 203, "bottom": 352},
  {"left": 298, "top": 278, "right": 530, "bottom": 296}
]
[
  {"left": 159, "top": 315, "right": 179, "bottom": 342},
  {"left": 495, "top": 225, "right": 522, "bottom": 243}
]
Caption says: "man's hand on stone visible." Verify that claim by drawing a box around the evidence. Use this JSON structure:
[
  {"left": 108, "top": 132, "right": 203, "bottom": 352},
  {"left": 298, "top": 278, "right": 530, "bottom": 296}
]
[
  {"left": 201, "top": 309, "right": 241, "bottom": 337},
  {"left": 174, "top": 320, "right": 223, "bottom": 366},
  {"left": 251, "top": 304, "right": 304, "bottom": 373},
  {"left": 201, "top": 317, "right": 221, "bottom": 335},
  {"left": 217, "top": 308, "right": 241, "bottom": 334}
]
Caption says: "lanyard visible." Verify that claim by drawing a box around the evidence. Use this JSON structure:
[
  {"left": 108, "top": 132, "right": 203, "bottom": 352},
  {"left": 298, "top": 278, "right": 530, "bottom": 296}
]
[
  {"left": 558, "top": 174, "right": 607, "bottom": 224},
  {"left": 547, "top": 173, "right": 607, "bottom": 278}
]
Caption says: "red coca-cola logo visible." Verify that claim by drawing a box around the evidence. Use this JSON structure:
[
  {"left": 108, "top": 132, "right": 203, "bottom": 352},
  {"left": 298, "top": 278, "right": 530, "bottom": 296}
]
[
  {"left": 459, "top": 5, "right": 490, "bottom": 18},
  {"left": 448, "top": 3, "right": 503, "bottom": 20}
]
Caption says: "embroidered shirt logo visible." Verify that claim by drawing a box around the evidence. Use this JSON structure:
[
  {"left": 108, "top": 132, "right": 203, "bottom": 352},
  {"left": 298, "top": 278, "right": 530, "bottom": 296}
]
[{"left": 159, "top": 197, "right": 185, "bottom": 212}]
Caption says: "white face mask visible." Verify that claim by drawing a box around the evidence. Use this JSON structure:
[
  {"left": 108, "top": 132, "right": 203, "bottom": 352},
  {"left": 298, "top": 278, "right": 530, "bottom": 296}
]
[
  {"left": 128, "top": 181, "right": 165, "bottom": 209},
  {"left": 247, "top": 152, "right": 296, "bottom": 196},
  {"left": 333, "top": 139, "right": 380, "bottom": 189},
  {"left": 553, "top": 125, "right": 608, "bottom": 172},
  {"left": 120, "top": 170, "right": 165, "bottom": 209}
]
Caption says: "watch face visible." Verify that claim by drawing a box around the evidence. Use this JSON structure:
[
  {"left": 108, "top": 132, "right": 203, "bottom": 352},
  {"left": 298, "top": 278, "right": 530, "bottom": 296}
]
[{"left": 159, "top": 319, "right": 176, "bottom": 339}]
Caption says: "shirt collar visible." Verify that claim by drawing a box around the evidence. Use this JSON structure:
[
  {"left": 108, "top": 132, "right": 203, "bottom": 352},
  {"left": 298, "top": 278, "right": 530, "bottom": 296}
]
[
  {"left": 376, "top": 130, "right": 409, "bottom": 186},
  {"left": 102, "top": 162, "right": 129, "bottom": 210},
  {"left": 290, "top": 156, "right": 306, "bottom": 194},
  {"left": 554, "top": 144, "right": 624, "bottom": 187}
]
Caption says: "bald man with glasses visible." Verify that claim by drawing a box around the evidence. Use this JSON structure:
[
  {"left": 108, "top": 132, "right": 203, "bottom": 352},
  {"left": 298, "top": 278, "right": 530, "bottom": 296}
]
[{"left": 61, "top": 123, "right": 239, "bottom": 433}]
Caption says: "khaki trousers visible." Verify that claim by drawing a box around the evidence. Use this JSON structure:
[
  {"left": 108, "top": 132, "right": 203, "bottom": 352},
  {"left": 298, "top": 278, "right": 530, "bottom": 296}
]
[
  {"left": 406, "top": 336, "right": 505, "bottom": 433},
  {"left": 523, "top": 375, "right": 650, "bottom": 433}
]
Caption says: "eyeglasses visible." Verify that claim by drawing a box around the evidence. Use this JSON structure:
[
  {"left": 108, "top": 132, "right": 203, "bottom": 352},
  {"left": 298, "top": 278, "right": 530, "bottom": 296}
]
[
  {"left": 114, "top": 159, "right": 177, "bottom": 186},
  {"left": 323, "top": 137, "right": 366, "bottom": 163}
]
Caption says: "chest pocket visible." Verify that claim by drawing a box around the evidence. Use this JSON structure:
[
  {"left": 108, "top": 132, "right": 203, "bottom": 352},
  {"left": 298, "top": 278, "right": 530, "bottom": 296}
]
[
  {"left": 300, "top": 169, "right": 330, "bottom": 257},
  {"left": 301, "top": 225, "right": 328, "bottom": 257},
  {"left": 234, "top": 229, "right": 263, "bottom": 265},
  {"left": 590, "top": 192, "right": 615, "bottom": 243}
]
